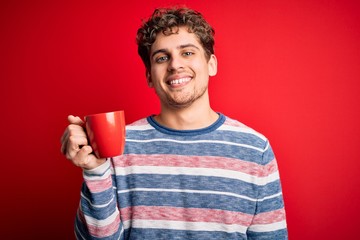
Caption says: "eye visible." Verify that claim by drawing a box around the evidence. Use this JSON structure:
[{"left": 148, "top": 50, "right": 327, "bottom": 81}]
[
  {"left": 183, "top": 52, "right": 194, "bottom": 56},
  {"left": 155, "top": 55, "right": 169, "bottom": 63}
]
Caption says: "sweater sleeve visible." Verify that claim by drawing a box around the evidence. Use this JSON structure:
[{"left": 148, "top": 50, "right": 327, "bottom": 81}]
[
  {"left": 74, "top": 159, "right": 123, "bottom": 240},
  {"left": 247, "top": 141, "right": 288, "bottom": 239}
]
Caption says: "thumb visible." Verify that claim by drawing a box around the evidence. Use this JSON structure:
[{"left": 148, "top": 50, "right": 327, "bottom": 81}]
[
  {"left": 80, "top": 146, "right": 106, "bottom": 170},
  {"left": 68, "top": 115, "right": 84, "bottom": 126}
]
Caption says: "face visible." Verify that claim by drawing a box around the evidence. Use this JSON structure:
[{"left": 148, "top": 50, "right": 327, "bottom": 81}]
[{"left": 148, "top": 26, "right": 217, "bottom": 109}]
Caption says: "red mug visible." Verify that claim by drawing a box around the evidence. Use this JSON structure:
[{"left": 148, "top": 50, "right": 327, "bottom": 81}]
[{"left": 84, "top": 110, "right": 125, "bottom": 158}]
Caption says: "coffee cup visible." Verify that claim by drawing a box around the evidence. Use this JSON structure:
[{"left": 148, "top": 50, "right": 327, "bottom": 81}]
[{"left": 84, "top": 110, "right": 125, "bottom": 158}]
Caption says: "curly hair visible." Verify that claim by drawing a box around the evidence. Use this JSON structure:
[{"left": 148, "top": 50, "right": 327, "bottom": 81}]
[{"left": 136, "top": 7, "right": 215, "bottom": 72}]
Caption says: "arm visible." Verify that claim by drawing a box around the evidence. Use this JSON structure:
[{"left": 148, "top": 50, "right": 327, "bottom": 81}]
[
  {"left": 75, "top": 160, "right": 123, "bottom": 239},
  {"left": 247, "top": 141, "right": 288, "bottom": 239},
  {"left": 61, "top": 115, "right": 122, "bottom": 239}
]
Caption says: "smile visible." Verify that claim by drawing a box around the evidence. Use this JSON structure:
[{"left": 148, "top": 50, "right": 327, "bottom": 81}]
[{"left": 168, "top": 77, "right": 192, "bottom": 86}]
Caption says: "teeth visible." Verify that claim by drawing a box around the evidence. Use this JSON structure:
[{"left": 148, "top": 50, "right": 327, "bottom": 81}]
[{"left": 169, "top": 77, "right": 191, "bottom": 85}]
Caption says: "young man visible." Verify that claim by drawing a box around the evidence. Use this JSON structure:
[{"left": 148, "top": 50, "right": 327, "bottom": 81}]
[{"left": 61, "top": 7, "right": 288, "bottom": 239}]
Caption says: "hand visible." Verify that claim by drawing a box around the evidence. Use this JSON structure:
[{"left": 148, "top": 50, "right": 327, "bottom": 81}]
[{"left": 60, "top": 115, "right": 106, "bottom": 170}]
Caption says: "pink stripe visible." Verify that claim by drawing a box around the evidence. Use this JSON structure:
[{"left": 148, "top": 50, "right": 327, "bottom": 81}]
[
  {"left": 121, "top": 206, "right": 253, "bottom": 226},
  {"left": 128, "top": 118, "right": 148, "bottom": 126},
  {"left": 77, "top": 207, "right": 86, "bottom": 224},
  {"left": 87, "top": 215, "right": 121, "bottom": 238},
  {"left": 264, "top": 158, "right": 279, "bottom": 176},
  {"left": 224, "top": 118, "right": 247, "bottom": 128},
  {"left": 78, "top": 204, "right": 120, "bottom": 237},
  {"left": 85, "top": 174, "right": 113, "bottom": 193},
  {"left": 113, "top": 154, "right": 278, "bottom": 177},
  {"left": 251, "top": 208, "right": 286, "bottom": 225}
]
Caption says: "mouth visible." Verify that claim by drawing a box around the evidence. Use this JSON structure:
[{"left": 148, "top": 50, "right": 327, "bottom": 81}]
[{"left": 167, "top": 77, "right": 192, "bottom": 87}]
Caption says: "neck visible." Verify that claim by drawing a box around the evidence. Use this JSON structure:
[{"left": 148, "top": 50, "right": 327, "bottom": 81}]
[{"left": 154, "top": 95, "right": 218, "bottom": 130}]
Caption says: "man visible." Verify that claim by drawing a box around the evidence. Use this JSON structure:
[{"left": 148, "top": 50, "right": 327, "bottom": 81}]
[{"left": 61, "top": 7, "right": 288, "bottom": 239}]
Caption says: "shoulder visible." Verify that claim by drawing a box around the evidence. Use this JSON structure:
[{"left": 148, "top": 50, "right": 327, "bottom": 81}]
[
  {"left": 219, "top": 115, "right": 268, "bottom": 143},
  {"left": 126, "top": 118, "right": 153, "bottom": 130}
]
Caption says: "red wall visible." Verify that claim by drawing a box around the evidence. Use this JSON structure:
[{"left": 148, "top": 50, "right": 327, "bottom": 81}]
[{"left": 1, "top": 0, "right": 359, "bottom": 239}]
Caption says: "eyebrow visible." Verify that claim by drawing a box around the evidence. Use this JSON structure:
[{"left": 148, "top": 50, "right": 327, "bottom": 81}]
[{"left": 151, "top": 44, "right": 201, "bottom": 59}]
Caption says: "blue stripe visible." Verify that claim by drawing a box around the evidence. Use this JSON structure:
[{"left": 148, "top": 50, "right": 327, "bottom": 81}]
[
  {"left": 262, "top": 145, "right": 275, "bottom": 165},
  {"left": 118, "top": 190, "right": 283, "bottom": 215},
  {"left": 116, "top": 174, "right": 265, "bottom": 198},
  {"left": 81, "top": 183, "right": 114, "bottom": 206},
  {"left": 247, "top": 228, "right": 288, "bottom": 239},
  {"left": 124, "top": 228, "right": 247, "bottom": 240},
  {"left": 147, "top": 113, "right": 226, "bottom": 136},
  {"left": 256, "top": 195, "right": 285, "bottom": 214},
  {"left": 124, "top": 141, "right": 264, "bottom": 164},
  {"left": 118, "top": 190, "right": 257, "bottom": 214},
  {"left": 257, "top": 180, "right": 282, "bottom": 198},
  {"left": 75, "top": 215, "right": 90, "bottom": 239},
  {"left": 80, "top": 196, "right": 117, "bottom": 220},
  {"left": 126, "top": 128, "right": 266, "bottom": 149},
  {"left": 75, "top": 214, "right": 123, "bottom": 240}
]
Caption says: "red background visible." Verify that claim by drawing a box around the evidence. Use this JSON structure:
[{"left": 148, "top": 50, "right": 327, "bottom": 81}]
[{"left": 1, "top": 0, "right": 359, "bottom": 239}]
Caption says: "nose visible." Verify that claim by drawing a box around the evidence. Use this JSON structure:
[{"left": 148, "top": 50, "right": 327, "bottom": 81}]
[{"left": 167, "top": 55, "right": 184, "bottom": 72}]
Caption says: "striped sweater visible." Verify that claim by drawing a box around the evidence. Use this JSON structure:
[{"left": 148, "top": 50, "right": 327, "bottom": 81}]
[{"left": 75, "top": 113, "right": 288, "bottom": 239}]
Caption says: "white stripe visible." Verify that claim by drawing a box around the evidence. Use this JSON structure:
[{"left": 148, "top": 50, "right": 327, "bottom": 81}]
[
  {"left": 83, "top": 170, "right": 111, "bottom": 181},
  {"left": 126, "top": 138, "right": 264, "bottom": 152},
  {"left": 258, "top": 192, "right": 283, "bottom": 202},
  {"left": 264, "top": 141, "right": 270, "bottom": 152},
  {"left": 248, "top": 220, "right": 287, "bottom": 232},
  {"left": 114, "top": 166, "right": 278, "bottom": 185},
  {"left": 118, "top": 226, "right": 124, "bottom": 240},
  {"left": 123, "top": 219, "right": 248, "bottom": 234},
  {"left": 218, "top": 125, "right": 267, "bottom": 141},
  {"left": 84, "top": 209, "right": 119, "bottom": 227},
  {"left": 118, "top": 188, "right": 282, "bottom": 202},
  {"left": 256, "top": 171, "right": 280, "bottom": 186},
  {"left": 83, "top": 160, "right": 111, "bottom": 181},
  {"left": 126, "top": 125, "right": 154, "bottom": 131},
  {"left": 76, "top": 214, "right": 123, "bottom": 240},
  {"left": 81, "top": 192, "right": 115, "bottom": 208},
  {"left": 75, "top": 224, "right": 85, "bottom": 240}
]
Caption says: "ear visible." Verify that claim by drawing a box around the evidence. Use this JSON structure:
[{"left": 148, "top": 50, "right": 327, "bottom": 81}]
[
  {"left": 208, "top": 54, "right": 218, "bottom": 77},
  {"left": 146, "top": 70, "right": 153, "bottom": 88}
]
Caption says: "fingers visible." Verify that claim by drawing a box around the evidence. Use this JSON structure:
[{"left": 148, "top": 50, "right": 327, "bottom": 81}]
[
  {"left": 68, "top": 115, "right": 84, "bottom": 125},
  {"left": 66, "top": 134, "right": 89, "bottom": 160},
  {"left": 60, "top": 114, "right": 88, "bottom": 158},
  {"left": 72, "top": 145, "right": 93, "bottom": 167},
  {"left": 60, "top": 115, "right": 106, "bottom": 170},
  {"left": 70, "top": 145, "right": 107, "bottom": 170},
  {"left": 60, "top": 115, "right": 84, "bottom": 147},
  {"left": 60, "top": 121, "right": 87, "bottom": 155},
  {"left": 60, "top": 130, "right": 69, "bottom": 155}
]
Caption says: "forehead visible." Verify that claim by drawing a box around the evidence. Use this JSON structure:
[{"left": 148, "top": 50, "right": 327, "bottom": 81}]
[{"left": 150, "top": 26, "right": 203, "bottom": 53}]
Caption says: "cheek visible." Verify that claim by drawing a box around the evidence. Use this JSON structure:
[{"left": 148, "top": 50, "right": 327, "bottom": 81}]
[
  {"left": 151, "top": 65, "right": 166, "bottom": 78},
  {"left": 191, "top": 57, "right": 209, "bottom": 71},
  {"left": 193, "top": 62, "right": 209, "bottom": 76},
  {"left": 150, "top": 69, "right": 166, "bottom": 87}
]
